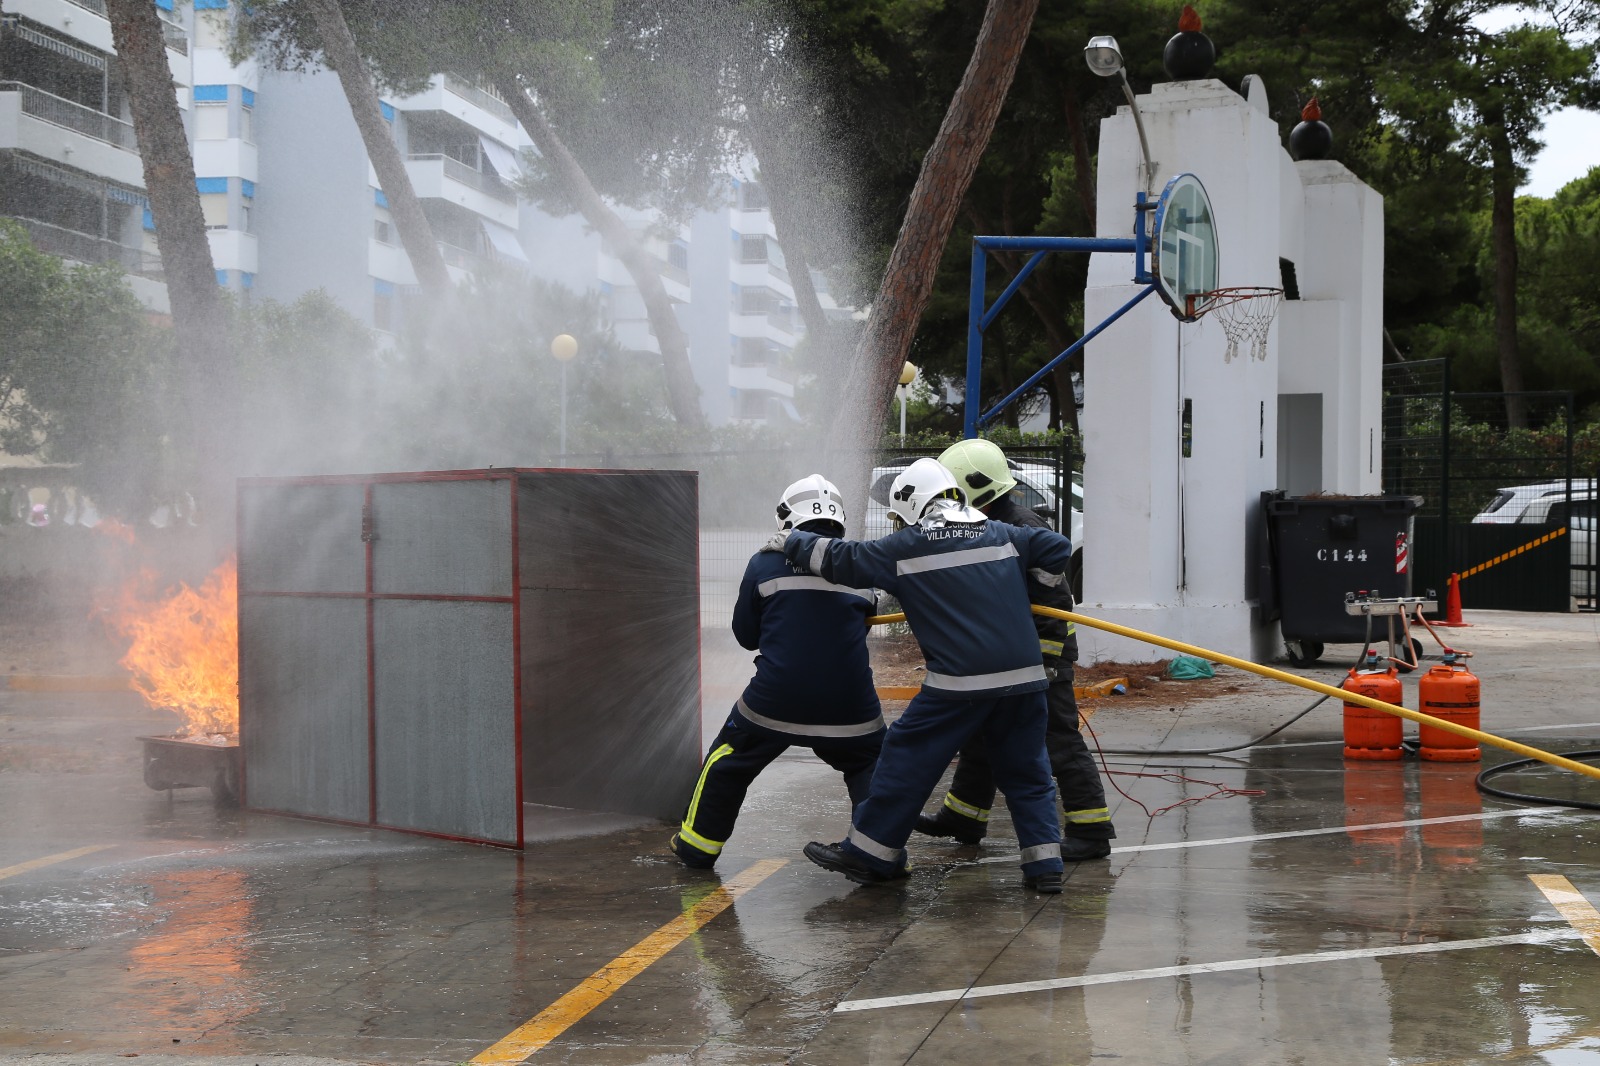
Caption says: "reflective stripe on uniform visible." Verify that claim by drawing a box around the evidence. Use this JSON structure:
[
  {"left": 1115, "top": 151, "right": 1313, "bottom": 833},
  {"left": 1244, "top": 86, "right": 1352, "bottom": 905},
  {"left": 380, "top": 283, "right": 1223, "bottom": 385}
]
[
  {"left": 737, "top": 698, "right": 885, "bottom": 737},
  {"left": 846, "top": 826, "right": 903, "bottom": 863},
  {"left": 808, "top": 536, "right": 834, "bottom": 574},
  {"left": 755, "top": 575, "right": 874, "bottom": 603},
  {"left": 1020, "top": 842, "right": 1062, "bottom": 864},
  {"left": 943, "top": 793, "right": 991, "bottom": 822},
  {"left": 1039, "top": 639, "right": 1065, "bottom": 657},
  {"left": 679, "top": 743, "right": 735, "bottom": 853},
  {"left": 1064, "top": 806, "right": 1111, "bottom": 825},
  {"left": 896, "top": 542, "right": 1018, "bottom": 576},
  {"left": 924, "top": 664, "right": 1048, "bottom": 691},
  {"left": 1028, "top": 567, "right": 1066, "bottom": 587}
]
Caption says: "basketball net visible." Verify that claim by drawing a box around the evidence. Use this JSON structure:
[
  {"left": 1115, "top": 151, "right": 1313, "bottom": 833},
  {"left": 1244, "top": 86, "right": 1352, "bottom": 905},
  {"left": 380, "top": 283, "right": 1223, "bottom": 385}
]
[{"left": 1187, "top": 287, "right": 1283, "bottom": 362}]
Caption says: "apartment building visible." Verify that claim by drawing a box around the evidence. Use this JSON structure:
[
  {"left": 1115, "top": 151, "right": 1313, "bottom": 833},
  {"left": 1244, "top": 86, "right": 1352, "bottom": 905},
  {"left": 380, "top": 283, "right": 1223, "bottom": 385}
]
[
  {"left": 4, "top": 0, "right": 829, "bottom": 426},
  {"left": 0, "top": 0, "right": 191, "bottom": 311}
]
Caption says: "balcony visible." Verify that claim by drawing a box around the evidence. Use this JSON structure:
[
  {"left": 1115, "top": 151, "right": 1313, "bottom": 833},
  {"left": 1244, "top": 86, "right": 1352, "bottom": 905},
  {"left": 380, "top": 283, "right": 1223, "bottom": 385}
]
[
  {"left": 8, "top": 0, "right": 115, "bottom": 51},
  {"left": 404, "top": 153, "right": 517, "bottom": 226},
  {"left": 442, "top": 76, "right": 515, "bottom": 125},
  {"left": 7, "top": 214, "right": 160, "bottom": 277},
  {"left": 1, "top": 81, "right": 135, "bottom": 151}
]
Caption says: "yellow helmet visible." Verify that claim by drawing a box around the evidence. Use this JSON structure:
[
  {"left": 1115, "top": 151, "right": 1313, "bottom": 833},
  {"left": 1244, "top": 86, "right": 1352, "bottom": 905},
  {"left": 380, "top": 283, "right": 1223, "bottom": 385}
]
[{"left": 937, "top": 438, "right": 1016, "bottom": 510}]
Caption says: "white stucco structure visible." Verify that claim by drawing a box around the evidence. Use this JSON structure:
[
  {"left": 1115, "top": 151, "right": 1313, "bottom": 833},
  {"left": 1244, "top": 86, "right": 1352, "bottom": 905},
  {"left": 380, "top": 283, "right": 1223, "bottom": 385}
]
[{"left": 1080, "top": 77, "right": 1384, "bottom": 663}]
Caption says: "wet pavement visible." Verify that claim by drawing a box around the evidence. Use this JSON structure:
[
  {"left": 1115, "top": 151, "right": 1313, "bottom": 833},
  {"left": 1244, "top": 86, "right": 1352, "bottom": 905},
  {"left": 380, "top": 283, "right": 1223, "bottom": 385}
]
[{"left": 2, "top": 610, "right": 1599, "bottom": 1065}]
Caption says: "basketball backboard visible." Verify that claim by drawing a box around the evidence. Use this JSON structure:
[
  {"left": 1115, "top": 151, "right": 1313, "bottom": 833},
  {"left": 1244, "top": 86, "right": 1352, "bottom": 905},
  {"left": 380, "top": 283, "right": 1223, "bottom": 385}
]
[{"left": 1151, "top": 173, "right": 1218, "bottom": 321}]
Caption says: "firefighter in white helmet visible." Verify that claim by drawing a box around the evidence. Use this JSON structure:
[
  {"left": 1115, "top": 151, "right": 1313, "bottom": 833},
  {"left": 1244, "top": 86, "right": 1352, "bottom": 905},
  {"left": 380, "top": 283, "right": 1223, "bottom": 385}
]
[
  {"left": 767, "top": 458, "right": 1070, "bottom": 893},
  {"left": 670, "top": 474, "right": 885, "bottom": 869},
  {"left": 916, "top": 437, "right": 1115, "bottom": 860}
]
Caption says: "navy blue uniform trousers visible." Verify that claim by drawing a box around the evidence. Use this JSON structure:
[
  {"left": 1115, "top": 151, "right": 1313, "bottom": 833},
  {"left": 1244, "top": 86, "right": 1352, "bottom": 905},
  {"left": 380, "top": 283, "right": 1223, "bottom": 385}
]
[
  {"left": 945, "top": 663, "right": 1114, "bottom": 841},
  {"left": 681, "top": 708, "right": 885, "bottom": 857},
  {"left": 842, "top": 689, "right": 1063, "bottom": 879}
]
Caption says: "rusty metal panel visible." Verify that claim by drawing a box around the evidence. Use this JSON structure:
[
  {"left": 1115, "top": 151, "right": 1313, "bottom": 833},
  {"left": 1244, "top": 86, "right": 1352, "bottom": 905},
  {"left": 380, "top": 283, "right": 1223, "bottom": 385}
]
[
  {"left": 373, "top": 599, "right": 518, "bottom": 844},
  {"left": 238, "top": 596, "right": 368, "bottom": 821},
  {"left": 371, "top": 479, "right": 513, "bottom": 598}
]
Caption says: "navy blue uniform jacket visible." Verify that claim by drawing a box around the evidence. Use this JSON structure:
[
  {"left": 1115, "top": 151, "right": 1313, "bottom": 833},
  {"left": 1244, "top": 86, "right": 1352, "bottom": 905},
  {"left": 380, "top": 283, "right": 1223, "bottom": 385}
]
[
  {"left": 731, "top": 551, "right": 882, "bottom": 733},
  {"left": 784, "top": 515, "right": 1072, "bottom": 700}
]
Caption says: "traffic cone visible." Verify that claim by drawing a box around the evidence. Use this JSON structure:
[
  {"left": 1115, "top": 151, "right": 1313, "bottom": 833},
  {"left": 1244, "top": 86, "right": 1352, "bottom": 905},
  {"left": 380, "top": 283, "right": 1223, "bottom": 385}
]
[{"left": 1436, "top": 572, "right": 1473, "bottom": 627}]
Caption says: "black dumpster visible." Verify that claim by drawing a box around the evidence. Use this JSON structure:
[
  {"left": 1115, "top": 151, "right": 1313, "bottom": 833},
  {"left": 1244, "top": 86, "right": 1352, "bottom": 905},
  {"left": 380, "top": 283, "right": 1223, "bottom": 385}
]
[{"left": 1262, "top": 491, "right": 1424, "bottom": 665}]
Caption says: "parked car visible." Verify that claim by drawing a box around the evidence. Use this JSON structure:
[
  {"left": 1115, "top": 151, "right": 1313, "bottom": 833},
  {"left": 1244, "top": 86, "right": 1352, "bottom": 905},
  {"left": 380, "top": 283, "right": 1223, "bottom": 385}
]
[
  {"left": 1471, "top": 480, "right": 1598, "bottom": 524},
  {"left": 1512, "top": 491, "right": 1598, "bottom": 598},
  {"left": 864, "top": 456, "right": 1085, "bottom": 596}
]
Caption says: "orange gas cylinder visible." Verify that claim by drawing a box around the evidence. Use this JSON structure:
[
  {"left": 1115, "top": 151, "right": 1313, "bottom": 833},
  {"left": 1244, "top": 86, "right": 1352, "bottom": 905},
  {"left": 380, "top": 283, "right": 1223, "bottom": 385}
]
[
  {"left": 1343, "top": 650, "right": 1404, "bottom": 760},
  {"left": 1418, "top": 653, "right": 1481, "bottom": 762}
]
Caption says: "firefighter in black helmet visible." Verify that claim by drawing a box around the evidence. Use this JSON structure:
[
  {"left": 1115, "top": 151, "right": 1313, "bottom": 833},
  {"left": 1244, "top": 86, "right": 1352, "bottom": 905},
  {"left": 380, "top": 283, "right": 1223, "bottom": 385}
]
[{"left": 914, "top": 438, "right": 1116, "bottom": 861}]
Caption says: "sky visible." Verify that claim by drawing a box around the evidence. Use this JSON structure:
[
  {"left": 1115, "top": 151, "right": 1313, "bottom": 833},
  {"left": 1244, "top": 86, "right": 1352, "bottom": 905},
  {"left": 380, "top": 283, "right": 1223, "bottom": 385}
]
[
  {"left": 1474, "top": 5, "right": 1599, "bottom": 197},
  {"left": 1520, "top": 108, "right": 1600, "bottom": 197}
]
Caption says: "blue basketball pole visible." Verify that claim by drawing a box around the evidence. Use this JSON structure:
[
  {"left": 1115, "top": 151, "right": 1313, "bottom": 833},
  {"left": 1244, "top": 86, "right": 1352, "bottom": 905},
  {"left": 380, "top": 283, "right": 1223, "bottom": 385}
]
[{"left": 962, "top": 190, "right": 1159, "bottom": 438}]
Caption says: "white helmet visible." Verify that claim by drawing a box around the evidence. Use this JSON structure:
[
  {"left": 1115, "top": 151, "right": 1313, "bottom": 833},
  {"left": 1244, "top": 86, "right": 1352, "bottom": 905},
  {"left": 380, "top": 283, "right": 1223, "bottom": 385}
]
[
  {"left": 776, "top": 474, "right": 846, "bottom": 534},
  {"left": 887, "top": 458, "right": 971, "bottom": 530}
]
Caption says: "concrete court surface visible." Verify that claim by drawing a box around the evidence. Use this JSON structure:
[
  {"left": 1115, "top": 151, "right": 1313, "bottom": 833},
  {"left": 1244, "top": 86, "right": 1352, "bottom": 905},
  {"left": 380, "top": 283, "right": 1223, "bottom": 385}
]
[{"left": 2, "top": 609, "right": 1599, "bottom": 1065}]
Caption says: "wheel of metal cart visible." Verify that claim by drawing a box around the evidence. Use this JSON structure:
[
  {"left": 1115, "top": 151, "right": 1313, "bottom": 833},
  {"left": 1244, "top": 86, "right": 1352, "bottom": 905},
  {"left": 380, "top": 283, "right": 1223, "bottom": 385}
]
[
  {"left": 1285, "top": 640, "right": 1324, "bottom": 666},
  {"left": 211, "top": 764, "right": 240, "bottom": 808}
]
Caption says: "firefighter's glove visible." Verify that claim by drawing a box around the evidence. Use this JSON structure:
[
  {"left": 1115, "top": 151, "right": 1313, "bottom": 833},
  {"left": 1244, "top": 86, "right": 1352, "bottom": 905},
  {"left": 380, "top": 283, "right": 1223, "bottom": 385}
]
[
  {"left": 1042, "top": 652, "right": 1063, "bottom": 682},
  {"left": 761, "top": 529, "right": 793, "bottom": 554}
]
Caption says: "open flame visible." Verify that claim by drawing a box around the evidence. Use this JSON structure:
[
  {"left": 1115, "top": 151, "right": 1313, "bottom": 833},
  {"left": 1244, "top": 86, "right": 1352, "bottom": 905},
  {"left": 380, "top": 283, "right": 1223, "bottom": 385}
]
[{"left": 107, "top": 558, "right": 239, "bottom": 738}]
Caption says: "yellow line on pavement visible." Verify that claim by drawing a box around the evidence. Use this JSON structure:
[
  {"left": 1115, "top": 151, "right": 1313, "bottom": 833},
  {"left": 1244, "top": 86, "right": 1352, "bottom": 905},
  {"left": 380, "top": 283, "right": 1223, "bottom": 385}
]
[
  {"left": 471, "top": 858, "right": 788, "bottom": 1064},
  {"left": 0, "top": 845, "right": 115, "bottom": 881},
  {"left": 1530, "top": 874, "right": 1600, "bottom": 957}
]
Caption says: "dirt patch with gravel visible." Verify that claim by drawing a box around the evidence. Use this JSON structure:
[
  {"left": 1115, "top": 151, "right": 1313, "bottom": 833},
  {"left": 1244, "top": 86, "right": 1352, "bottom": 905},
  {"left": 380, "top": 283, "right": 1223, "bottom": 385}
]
[{"left": 867, "top": 630, "right": 1278, "bottom": 711}]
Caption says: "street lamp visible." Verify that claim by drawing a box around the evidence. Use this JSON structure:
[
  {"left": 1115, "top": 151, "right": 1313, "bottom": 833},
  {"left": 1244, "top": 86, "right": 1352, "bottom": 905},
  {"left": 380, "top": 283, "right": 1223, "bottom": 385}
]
[
  {"left": 550, "top": 333, "right": 578, "bottom": 460},
  {"left": 897, "top": 362, "right": 918, "bottom": 444},
  {"left": 1084, "top": 35, "right": 1156, "bottom": 196}
]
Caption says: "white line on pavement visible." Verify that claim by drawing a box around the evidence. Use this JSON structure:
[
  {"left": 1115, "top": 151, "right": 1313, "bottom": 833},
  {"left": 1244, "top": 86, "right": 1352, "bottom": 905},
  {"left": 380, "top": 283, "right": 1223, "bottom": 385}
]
[
  {"left": 834, "top": 929, "right": 1582, "bottom": 1012},
  {"left": 971, "top": 806, "right": 1573, "bottom": 864}
]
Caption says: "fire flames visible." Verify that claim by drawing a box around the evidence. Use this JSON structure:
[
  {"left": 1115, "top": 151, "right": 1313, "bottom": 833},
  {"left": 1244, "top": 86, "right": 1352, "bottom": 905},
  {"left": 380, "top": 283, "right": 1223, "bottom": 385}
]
[{"left": 107, "top": 559, "right": 239, "bottom": 738}]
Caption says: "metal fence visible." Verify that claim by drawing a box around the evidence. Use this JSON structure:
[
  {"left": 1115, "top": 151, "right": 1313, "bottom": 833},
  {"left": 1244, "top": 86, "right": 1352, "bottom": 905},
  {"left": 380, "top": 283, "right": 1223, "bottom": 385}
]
[{"left": 1382, "top": 359, "right": 1591, "bottom": 611}]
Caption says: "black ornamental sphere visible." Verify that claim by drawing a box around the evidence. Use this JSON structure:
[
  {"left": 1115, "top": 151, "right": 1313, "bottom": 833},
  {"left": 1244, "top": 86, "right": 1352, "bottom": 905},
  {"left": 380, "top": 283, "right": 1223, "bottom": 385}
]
[
  {"left": 1291, "top": 98, "right": 1333, "bottom": 160},
  {"left": 1164, "top": 6, "right": 1215, "bottom": 80}
]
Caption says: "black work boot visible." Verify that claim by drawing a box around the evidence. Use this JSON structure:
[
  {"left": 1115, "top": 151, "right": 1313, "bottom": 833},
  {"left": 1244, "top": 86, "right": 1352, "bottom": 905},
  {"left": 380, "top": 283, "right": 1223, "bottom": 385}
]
[
  {"left": 912, "top": 807, "right": 986, "bottom": 845},
  {"left": 1061, "top": 836, "right": 1112, "bottom": 862},
  {"left": 1024, "top": 870, "right": 1063, "bottom": 893},
  {"left": 803, "top": 841, "right": 910, "bottom": 886},
  {"left": 669, "top": 833, "right": 717, "bottom": 869}
]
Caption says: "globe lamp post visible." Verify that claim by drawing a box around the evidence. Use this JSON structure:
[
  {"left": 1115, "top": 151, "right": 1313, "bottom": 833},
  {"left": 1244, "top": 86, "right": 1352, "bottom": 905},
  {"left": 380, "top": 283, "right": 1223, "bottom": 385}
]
[
  {"left": 550, "top": 333, "right": 578, "bottom": 461},
  {"left": 898, "top": 362, "right": 918, "bottom": 444}
]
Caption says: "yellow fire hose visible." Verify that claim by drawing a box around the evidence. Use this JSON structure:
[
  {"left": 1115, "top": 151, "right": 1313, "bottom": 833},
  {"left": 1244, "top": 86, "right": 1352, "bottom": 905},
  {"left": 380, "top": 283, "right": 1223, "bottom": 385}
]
[{"left": 867, "top": 605, "right": 1600, "bottom": 783}]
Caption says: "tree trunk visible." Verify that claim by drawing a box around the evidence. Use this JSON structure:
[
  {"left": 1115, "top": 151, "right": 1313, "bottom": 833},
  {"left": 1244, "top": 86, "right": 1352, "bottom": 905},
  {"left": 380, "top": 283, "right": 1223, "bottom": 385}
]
[
  {"left": 303, "top": 0, "right": 450, "bottom": 297},
  {"left": 827, "top": 0, "right": 1040, "bottom": 454},
  {"left": 1486, "top": 114, "right": 1526, "bottom": 429},
  {"left": 105, "top": 0, "right": 234, "bottom": 522},
  {"left": 495, "top": 75, "right": 705, "bottom": 429}
]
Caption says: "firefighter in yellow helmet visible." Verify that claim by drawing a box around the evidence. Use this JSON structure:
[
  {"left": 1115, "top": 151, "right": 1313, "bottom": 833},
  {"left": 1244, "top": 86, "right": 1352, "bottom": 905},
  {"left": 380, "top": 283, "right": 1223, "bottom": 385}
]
[{"left": 914, "top": 438, "right": 1116, "bottom": 861}]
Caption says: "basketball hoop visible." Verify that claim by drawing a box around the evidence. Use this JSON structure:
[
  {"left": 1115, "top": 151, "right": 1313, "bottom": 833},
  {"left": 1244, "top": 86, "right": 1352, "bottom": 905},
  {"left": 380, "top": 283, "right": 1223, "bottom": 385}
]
[{"left": 1186, "top": 287, "right": 1283, "bottom": 362}]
